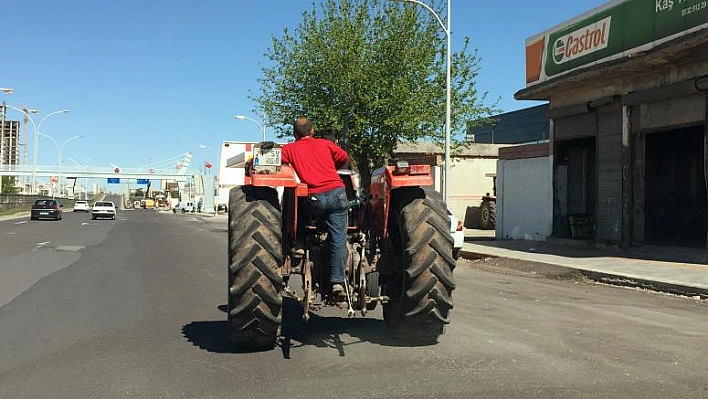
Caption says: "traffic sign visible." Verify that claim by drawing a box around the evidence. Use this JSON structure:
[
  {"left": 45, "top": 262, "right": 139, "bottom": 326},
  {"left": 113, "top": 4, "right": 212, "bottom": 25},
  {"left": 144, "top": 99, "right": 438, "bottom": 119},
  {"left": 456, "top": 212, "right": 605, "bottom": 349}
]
[
  {"left": 50, "top": 176, "right": 58, "bottom": 183},
  {"left": 107, "top": 178, "right": 120, "bottom": 184},
  {"left": 137, "top": 179, "right": 150, "bottom": 184}
]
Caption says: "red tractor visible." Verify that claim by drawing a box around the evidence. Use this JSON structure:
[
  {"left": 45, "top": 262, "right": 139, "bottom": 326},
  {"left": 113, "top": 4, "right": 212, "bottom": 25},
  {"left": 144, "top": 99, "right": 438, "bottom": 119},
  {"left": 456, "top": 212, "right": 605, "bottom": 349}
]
[{"left": 226, "top": 142, "right": 456, "bottom": 349}]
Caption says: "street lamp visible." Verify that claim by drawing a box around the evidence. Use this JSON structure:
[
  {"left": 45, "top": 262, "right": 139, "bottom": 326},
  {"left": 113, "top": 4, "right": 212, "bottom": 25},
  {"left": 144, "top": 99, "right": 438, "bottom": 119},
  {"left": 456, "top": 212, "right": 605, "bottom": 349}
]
[
  {"left": 234, "top": 114, "right": 267, "bottom": 142},
  {"left": 0, "top": 87, "right": 14, "bottom": 94},
  {"left": 2, "top": 104, "right": 46, "bottom": 193},
  {"left": 390, "top": 0, "right": 451, "bottom": 206},
  {"left": 38, "top": 133, "right": 83, "bottom": 197}
]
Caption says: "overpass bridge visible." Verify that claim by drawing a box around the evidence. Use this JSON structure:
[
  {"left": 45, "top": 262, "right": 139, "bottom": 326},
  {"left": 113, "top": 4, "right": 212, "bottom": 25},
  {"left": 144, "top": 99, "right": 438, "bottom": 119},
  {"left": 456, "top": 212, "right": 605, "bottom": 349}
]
[{"left": 0, "top": 164, "right": 193, "bottom": 182}]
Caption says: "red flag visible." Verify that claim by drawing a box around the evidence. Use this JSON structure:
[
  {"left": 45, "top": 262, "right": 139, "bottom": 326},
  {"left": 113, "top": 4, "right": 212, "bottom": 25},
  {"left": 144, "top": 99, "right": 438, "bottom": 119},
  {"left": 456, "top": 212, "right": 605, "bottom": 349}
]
[{"left": 205, "top": 161, "right": 212, "bottom": 169}]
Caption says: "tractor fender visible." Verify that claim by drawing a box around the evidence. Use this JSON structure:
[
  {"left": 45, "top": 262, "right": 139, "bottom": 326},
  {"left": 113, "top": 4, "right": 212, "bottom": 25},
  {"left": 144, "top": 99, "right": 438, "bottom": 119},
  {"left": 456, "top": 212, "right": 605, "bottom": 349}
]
[{"left": 369, "top": 165, "right": 434, "bottom": 239}]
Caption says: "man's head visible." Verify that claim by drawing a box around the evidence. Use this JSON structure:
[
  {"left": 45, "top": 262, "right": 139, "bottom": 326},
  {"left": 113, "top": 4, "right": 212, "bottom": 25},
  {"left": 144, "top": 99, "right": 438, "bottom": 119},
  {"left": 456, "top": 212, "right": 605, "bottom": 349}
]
[
  {"left": 321, "top": 127, "right": 338, "bottom": 144},
  {"left": 293, "top": 117, "right": 314, "bottom": 139}
]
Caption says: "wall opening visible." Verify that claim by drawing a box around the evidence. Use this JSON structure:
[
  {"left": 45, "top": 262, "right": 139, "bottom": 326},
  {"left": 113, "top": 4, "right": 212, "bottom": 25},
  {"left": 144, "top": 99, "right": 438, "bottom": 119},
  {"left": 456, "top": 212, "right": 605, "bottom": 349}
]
[
  {"left": 553, "top": 137, "right": 597, "bottom": 239},
  {"left": 644, "top": 125, "right": 707, "bottom": 247}
]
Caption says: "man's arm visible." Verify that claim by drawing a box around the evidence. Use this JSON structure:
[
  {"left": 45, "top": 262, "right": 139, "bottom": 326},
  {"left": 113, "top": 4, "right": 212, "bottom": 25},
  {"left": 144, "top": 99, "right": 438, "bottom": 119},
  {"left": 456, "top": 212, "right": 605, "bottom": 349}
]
[
  {"left": 330, "top": 144, "right": 349, "bottom": 170},
  {"left": 280, "top": 145, "right": 291, "bottom": 164}
]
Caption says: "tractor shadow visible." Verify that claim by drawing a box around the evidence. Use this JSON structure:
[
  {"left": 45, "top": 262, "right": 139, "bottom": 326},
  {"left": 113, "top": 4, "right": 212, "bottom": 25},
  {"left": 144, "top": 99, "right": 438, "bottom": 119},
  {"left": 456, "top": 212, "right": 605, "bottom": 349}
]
[{"left": 181, "top": 299, "right": 440, "bottom": 357}]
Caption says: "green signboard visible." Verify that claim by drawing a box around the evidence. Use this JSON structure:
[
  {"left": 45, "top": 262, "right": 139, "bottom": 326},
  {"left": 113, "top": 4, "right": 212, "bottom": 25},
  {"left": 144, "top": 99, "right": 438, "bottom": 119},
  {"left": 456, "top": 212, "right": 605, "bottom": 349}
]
[{"left": 526, "top": 0, "right": 708, "bottom": 85}]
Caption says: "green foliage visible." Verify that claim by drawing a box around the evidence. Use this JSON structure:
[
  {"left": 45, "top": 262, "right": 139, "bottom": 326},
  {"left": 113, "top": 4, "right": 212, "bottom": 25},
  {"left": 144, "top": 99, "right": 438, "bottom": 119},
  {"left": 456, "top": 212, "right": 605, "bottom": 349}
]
[
  {"left": 254, "top": 0, "right": 498, "bottom": 181},
  {"left": 1, "top": 176, "right": 21, "bottom": 194}
]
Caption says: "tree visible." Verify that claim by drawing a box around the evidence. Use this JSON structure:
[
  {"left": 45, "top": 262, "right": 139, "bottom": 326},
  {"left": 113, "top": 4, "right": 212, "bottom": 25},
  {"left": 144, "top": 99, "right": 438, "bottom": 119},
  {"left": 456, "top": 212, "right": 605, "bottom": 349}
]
[
  {"left": 255, "top": 0, "right": 497, "bottom": 183},
  {"left": 1, "top": 176, "right": 20, "bottom": 195}
]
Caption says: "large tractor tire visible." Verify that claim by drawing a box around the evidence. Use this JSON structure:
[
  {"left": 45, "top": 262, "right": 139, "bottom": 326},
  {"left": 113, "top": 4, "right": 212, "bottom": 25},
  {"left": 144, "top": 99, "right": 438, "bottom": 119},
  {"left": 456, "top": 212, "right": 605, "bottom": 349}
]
[
  {"left": 480, "top": 200, "right": 496, "bottom": 230},
  {"left": 383, "top": 187, "right": 456, "bottom": 341},
  {"left": 227, "top": 186, "right": 283, "bottom": 350}
]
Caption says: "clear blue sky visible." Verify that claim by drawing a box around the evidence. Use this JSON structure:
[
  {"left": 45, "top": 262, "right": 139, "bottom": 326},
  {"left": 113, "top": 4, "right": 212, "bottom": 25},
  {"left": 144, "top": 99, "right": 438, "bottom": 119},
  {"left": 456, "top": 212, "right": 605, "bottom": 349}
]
[{"left": 1, "top": 0, "right": 607, "bottom": 172}]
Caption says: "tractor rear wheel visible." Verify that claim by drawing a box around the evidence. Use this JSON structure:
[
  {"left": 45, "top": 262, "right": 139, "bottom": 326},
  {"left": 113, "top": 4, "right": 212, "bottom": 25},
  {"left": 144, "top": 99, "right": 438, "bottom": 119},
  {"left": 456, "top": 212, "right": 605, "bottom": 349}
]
[
  {"left": 480, "top": 200, "right": 496, "bottom": 230},
  {"left": 227, "top": 186, "right": 283, "bottom": 350},
  {"left": 383, "top": 187, "right": 456, "bottom": 341}
]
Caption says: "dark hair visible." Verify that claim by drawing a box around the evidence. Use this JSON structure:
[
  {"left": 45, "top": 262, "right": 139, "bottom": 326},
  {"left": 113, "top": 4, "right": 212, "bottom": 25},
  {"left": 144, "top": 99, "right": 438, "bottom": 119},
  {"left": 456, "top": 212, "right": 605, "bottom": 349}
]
[
  {"left": 321, "top": 127, "right": 338, "bottom": 143},
  {"left": 293, "top": 117, "right": 313, "bottom": 138}
]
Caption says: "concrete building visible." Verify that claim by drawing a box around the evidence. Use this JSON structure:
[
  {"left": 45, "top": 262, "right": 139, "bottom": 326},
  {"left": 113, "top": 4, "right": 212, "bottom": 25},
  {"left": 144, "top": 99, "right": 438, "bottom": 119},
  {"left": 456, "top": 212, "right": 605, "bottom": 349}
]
[
  {"left": 0, "top": 112, "right": 20, "bottom": 169},
  {"left": 0, "top": 106, "right": 21, "bottom": 192},
  {"left": 514, "top": 0, "right": 708, "bottom": 248}
]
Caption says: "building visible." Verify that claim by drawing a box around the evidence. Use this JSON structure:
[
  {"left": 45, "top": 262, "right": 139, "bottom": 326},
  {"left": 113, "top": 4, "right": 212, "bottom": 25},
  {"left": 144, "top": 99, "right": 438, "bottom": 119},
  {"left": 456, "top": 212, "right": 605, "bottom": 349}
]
[
  {"left": 1, "top": 105, "right": 21, "bottom": 192},
  {"left": 394, "top": 141, "right": 511, "bottom": 226},
  {"left": 467, "top": 104, "right": 549, "bottom": 144},
  {"left": 514, "top": 0, "right": 708, "bottom": 248},
  {"left": 0, "top": 109, "right": 20, "bottom": 169}
]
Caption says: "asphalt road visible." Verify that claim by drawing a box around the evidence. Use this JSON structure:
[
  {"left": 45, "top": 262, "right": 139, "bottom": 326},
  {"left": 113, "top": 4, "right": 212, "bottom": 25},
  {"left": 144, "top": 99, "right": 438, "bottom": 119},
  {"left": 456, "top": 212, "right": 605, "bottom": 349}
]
[{"left": 0, "top": 210, "right": 706, "bottom": 399}]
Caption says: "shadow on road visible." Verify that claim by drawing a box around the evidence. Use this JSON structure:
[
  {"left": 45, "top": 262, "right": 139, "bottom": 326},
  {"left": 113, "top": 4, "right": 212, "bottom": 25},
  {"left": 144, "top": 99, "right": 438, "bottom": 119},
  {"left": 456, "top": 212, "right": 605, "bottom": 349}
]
[
  {"left": 182, "top": 299, "right": 443, "bottom": 357},
  {"left": 181, "top": 320, "right": 236, "bottom": 354}
]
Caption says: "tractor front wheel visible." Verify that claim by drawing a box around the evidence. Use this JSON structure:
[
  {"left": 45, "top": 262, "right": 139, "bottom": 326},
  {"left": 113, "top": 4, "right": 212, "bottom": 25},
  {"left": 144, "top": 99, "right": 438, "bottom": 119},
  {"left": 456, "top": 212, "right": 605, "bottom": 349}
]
[{"left": 227, "top": 186, "right": 283, "bottom": 350}]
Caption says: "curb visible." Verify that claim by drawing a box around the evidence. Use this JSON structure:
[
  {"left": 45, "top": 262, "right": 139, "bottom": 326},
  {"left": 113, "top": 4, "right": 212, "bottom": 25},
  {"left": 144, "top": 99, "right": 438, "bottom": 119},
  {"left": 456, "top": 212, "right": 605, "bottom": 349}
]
[{"left": 459, "top": 249, "right": 708, "bottom": 300}]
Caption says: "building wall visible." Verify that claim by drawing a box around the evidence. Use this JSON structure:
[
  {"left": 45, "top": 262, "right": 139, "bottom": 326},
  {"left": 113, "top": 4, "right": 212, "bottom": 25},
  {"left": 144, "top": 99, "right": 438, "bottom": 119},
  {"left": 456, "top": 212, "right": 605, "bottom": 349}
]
[
  {"left": 497, "top": 147, "right": 553, "bottom": 241},
  {"left": 394, "top": 142, "right": 510, "bottom": 222},
  {"left": 449, "top": 157, "right": 497, "bottom": 222}
]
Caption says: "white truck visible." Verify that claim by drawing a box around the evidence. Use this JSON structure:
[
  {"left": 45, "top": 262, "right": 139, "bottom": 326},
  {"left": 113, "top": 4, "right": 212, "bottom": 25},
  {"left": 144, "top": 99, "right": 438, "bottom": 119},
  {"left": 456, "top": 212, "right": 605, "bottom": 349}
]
[{"left": 216, "top": 141, "right": 254, "bottom": 212}]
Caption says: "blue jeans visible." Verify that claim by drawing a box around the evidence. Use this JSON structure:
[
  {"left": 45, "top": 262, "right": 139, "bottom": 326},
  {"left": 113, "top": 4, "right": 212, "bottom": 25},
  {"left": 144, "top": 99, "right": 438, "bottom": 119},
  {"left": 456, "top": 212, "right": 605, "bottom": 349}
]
[{"left": 307, "top": 187, "right": 349, "bottom": 283}]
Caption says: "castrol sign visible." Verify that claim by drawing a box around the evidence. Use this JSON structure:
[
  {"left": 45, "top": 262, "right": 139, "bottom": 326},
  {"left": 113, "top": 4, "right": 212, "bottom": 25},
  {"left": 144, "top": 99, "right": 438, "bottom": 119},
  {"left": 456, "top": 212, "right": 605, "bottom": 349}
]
[
  {"left": 523, "top": 0, "right": 708, "bottom": 88},
  {"left": 552, "top": 17, "right": 611, "bottom": 65}
]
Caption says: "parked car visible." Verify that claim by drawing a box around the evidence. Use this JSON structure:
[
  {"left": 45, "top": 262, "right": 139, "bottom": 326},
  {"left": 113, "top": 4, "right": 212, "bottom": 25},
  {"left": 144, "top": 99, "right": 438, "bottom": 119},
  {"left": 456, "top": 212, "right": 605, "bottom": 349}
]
[
  {"left": 92, "top": 201, "right": 117, "bottom": 220},
  {"left": 173, "top": 201, "right": 195, "bottom": 214},
  {"left": 73, "top": 200, "right": 90, "bottom": 212},
  {"left": 31, "top": 199, "right": 63, "bottom": 221},
  {"left": 449, "top": 210, "right": 464, "bottom": 260}
]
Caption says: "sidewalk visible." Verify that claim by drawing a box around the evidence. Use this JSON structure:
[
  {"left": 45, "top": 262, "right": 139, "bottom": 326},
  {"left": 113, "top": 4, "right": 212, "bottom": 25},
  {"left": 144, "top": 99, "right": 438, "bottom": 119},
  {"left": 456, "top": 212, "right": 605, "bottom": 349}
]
[
  {"left": 460, "top": 230, "right": 708, "bottom": 299},
  {"left": 196, "top": 213, "right": 708, "bottom": 298}
]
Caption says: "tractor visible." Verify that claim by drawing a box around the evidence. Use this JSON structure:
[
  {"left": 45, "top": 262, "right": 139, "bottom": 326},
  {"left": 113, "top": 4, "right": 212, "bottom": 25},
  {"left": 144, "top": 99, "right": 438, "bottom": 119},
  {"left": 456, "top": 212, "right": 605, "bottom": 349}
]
[
  {"left": 479, "top": 173, "right": 497, "bottom": 230},
  {"left": 226, "top": 141, "right": 456, "bottom": 349}
]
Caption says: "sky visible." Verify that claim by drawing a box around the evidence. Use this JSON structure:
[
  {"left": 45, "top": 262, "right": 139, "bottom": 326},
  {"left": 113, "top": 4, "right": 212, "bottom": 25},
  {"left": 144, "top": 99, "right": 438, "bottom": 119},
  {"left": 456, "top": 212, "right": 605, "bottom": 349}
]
[{"left": 1, "top": 0, "right": 608, "bottom": 175}]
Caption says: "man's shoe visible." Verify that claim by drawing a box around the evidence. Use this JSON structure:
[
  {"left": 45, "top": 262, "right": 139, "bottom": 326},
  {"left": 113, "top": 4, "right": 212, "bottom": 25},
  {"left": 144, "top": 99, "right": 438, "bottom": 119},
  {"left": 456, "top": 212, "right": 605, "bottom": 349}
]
[{"left": 331, "top": 283, "right": 347, "bottom": 300}]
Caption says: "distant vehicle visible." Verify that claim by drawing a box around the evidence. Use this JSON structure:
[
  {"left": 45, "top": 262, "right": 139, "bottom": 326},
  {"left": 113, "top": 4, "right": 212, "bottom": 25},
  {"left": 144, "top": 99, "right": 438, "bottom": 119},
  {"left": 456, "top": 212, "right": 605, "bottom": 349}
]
[
  {"left": 92, "top": 201, "right": 117, "bottom": 220},
  {"left": 172, "top": 201, "right": 195, "bottom": 214},
  {"left": 141, "top": 199, "right": 156, "bottom": 209},
  {"left": 31, "top": 199, "right": 63, "bottom": 221},
  {"left": 73, "top": 200, "right": 90, "bottom": 212},
  {"left": 449, "top": 210, "right": 464, "bottom": 260}
]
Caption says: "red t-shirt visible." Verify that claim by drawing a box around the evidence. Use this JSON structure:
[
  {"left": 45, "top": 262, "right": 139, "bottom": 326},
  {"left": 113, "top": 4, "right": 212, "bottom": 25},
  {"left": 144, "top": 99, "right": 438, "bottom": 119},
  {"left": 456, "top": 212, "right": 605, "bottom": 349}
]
[{"left": 281, "top": 136, "right": 349, "bottom": 194}]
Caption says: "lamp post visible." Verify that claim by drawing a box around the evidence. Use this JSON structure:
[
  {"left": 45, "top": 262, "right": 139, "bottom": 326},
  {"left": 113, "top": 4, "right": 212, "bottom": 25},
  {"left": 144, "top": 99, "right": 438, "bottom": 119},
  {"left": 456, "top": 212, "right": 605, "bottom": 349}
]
[
  {"left": 234, "top": 115, "right": 267, "bottom": 142},
  {"left": 38, "top": 133, "right": 83, "bottom": 197},
  {"left": 0, "top": 87, "right": 13, "bottom": 94},
  {"left": 390, "top": 0, "right": 451, "bottom": 206}
]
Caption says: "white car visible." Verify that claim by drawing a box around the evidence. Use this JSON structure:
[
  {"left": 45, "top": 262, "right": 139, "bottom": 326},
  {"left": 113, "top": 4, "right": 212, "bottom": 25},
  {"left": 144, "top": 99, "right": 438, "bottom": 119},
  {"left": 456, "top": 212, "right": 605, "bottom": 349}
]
[
  {"left": 173, "top": 201, "right": 195, "bottom": 214},
  {"left": 92, "top": 201, "right": 117, "bottom": 220},
  {"left": 73, "top": 200, "right": 90, "bottom": 212},
  {"left": 449, "top": 211, "right": 464, "bottom": 260}
]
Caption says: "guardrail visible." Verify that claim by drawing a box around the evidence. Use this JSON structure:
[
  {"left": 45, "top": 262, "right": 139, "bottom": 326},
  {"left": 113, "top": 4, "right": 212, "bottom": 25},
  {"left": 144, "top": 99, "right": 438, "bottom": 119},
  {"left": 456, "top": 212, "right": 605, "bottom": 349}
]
[{"left": 0, "top": 194, "right": 82, "bottom": 213}]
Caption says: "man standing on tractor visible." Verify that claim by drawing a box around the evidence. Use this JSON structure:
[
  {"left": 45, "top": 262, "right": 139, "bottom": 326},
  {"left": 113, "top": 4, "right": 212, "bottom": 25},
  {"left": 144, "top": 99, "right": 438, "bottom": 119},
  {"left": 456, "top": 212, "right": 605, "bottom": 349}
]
[{"left": 281, "top": 117, "right": 350, "bottom": 297}]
